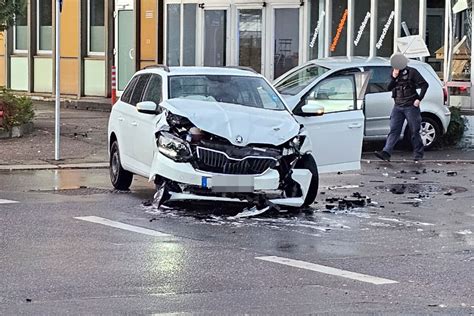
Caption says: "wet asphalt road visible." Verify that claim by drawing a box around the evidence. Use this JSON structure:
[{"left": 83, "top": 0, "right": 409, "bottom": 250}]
[{"left": 0, "top": 162, "right": 473, "bottom": 314}]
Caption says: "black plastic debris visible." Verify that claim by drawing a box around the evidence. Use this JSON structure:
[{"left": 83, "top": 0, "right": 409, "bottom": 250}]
[
  {"left": 324, "top": 192, "right": 371, "bottom": 210},
  {"left": 447, "top": 171, "right": 458, "bottom": 177},
  {"left": 390, "top": 185, "right": 406, "bottom": 194}
]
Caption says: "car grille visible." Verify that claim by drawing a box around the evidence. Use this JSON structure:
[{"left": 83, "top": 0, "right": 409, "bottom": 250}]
[{"left": 196, "top": 146, "right": 277, "bottom": 175}]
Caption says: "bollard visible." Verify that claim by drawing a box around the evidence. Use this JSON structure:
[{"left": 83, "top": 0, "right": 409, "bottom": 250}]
[{"left": 111, "top": 66, "right": 117, "bottom": 106}]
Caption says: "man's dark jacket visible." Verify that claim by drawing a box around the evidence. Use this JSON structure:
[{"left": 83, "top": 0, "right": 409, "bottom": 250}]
[{"left": 387, "top": 66, "right": 429, "bottom": 106}]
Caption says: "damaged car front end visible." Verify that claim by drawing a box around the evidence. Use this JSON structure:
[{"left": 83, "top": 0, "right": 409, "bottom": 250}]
[{"left": 150, "top": 102, "right": 317, "bottom": 209}]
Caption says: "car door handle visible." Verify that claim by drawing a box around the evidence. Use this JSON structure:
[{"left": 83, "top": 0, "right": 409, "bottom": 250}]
[
  {"left": 131, "top": 121, "right": 138, "bottom": 126},
  {"left": 348, "top": 123, "right": 362, "bottom": 129},
  {"left": 118, "top": 117, "right": 124, "bottom": 122}
]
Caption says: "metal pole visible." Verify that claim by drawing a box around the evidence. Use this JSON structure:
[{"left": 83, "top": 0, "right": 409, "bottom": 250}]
[{"left": 55, "top": 0, "right": 61, "bottom": 161}]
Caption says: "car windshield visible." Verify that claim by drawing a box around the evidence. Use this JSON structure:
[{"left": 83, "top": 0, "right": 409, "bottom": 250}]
[
  {"left": 168, "top": 75, "right": 287, "bottom": 111},
  {"left": 275, "top": 64, "right": 329, "bottom": 96}
]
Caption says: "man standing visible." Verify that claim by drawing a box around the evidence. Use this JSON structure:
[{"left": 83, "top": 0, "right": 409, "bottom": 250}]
[{"left": 375, "top": 53, "right": 429, "bottom": 162}]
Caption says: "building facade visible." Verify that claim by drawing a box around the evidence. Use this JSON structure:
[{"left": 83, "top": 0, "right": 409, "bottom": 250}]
[{"left": 0, "top": 0, "right": 472, "bottom": 110}]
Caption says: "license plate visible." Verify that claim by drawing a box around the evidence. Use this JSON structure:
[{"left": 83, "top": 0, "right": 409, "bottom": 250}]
[{"left": 209, "top": 175, "right": 254, "bottom": 193}]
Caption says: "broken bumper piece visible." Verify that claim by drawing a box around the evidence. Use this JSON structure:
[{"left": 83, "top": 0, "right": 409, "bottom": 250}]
[{"left": 150, "top": 151, "right": 312, "bottom": 207}]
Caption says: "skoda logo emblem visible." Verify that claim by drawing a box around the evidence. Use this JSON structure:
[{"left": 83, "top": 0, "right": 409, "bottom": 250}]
[{"left": 236, "top": 135, "right": 244, "bottom": 144}]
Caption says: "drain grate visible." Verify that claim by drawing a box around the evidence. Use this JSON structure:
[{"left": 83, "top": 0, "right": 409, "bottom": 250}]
[{"left": 31, "top": 187, "right": 130, "bottom": 195}]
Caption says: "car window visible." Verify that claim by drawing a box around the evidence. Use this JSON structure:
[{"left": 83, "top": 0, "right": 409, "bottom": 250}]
[
  {"left": 130, "top": 74, "right": 151, "bottom": 106},
  {"left": 364, "top": 66, "right": 392, "bottom": 94},
  {"left": 168, "top": 75, "right": 287, "bottom": 111},
  {"left": 121, "top": 76, "right": 138, "bottom": 104},
  {"left": 274, "top": 64, "right": 329, "bottom": 96},
  {"left": 143, "top": 75, "right": 163, "bottom": 105},
  {"left": 304, "top": 76, "right": 355, "bottom": 113}
]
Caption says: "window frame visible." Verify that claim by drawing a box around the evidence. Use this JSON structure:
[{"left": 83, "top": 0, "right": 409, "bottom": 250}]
[
  {"left": 297, "top": 75, "right": 357, "bottom": 115},
  {"left": 36, "top": 0, "right": 52, "bottom": 54},
  {"left": 87, "top": 0, "right": 105, "bottom": 56}
]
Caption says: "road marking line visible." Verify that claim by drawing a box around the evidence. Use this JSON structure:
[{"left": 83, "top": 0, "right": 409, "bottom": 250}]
[
  {"left": 256, "top": 256, "right": 398, "bottom": 285},
  {"left": 74, "top": 216, "right": 170, "bottom": 237},
  {"left": 0, "top": 199, "right": 19, "bottom": 204}
]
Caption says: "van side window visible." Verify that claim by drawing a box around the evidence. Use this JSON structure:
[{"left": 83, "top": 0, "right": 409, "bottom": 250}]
[
  {"left": 121, "top": 76, "right": 138, "bottom": 104},
  {"left": 365, "top": 66, "right": 392, "bottom": 94}
]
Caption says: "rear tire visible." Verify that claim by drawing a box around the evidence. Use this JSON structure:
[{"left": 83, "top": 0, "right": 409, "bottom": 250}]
[
  {"left": 404, "top": 116, "right": 441, "bottom": 150},
  {"left": 295, "top": 154, "right": 319, "bottom": 207},
  {"left": 110, "top": 141, "right": 133, "bottom": 190}
]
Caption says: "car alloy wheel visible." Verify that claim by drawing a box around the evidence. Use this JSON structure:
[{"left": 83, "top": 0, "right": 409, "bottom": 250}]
[{"left": 420, "top": 121, "right": 436, "bottom": 147}]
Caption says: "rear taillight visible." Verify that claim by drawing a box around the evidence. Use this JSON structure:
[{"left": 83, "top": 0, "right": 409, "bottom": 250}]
[{"left": 443, "top": 86, "right": 448, "bottom": 105}]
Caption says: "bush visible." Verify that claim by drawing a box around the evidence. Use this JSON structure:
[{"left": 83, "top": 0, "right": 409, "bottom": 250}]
[
  {"left": 439, "top": 106, "right": 466, "bottom": 146},
  {"left": 0, "top": 87, "right": 35, "bottom": 131}
]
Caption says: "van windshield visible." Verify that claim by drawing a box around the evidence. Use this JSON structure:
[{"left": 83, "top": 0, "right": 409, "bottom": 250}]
[{"left": 275, "top": 64, "right": 329, "bottom": 96}]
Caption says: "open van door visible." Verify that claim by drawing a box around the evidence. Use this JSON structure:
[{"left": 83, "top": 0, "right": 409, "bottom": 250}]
[{"left": 293, "top": 72, "right": 370, "bottom": 173}]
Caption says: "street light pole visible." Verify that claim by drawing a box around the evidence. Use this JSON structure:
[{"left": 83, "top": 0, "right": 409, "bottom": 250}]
[{"left": 54, "top": 0, "right": 62, "bottom": 161}]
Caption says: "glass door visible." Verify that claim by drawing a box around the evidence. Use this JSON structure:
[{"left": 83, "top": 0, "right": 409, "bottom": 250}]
[
  {"left": 116, "top": 9, "right": 135, "bottom": 92},
  {"left": 203, "top": 9, "right": 228, "bottom": 66},
  {"left": 273, "top": 7, "right": 301, "bottom": 79},
  {"left": 237, "top": 9, "right": 263, "bottom": 73}
]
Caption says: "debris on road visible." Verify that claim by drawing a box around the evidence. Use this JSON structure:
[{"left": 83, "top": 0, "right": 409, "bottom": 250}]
[
  {"left": 229, "top": 206, "right": 271, "bottom": 219},
  {"left": 447, "top": 171, "right": 458, "bottom": 176},
  {"left": 324, "top": 192, "right": 371, "bottom": 210}
]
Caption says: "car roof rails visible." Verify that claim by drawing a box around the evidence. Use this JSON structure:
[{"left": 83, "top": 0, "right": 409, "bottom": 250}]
[
  {"left": 225, "top": 66, "right": 258, "bottom": 74},
  {"left": 143, "top": 64, "right": 170, "bottom": 72}
]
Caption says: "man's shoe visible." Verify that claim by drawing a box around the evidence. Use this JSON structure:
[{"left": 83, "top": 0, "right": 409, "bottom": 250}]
[
  {"left": 414, "top": 156, "right": 423, "bottom": 162},
  {"left": 374, "top": 151, "right": 391, "bottom": 161}
]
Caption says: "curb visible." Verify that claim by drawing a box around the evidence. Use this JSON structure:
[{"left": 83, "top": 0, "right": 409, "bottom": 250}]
[{"left": 0, "top": 162, "right": 109, "bottom": 171}]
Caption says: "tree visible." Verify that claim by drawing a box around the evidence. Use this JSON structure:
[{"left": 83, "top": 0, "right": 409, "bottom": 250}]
[{"left": 0, "top": 0, "right": 25, "bottom": 32}]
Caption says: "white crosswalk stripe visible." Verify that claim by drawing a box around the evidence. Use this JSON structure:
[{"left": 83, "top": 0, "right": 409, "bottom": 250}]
[
  {"left": 75, "top": 216, "right": 171, "bottom": 237},
  {"left": 256, "top": 256, "right": 398, "bottom": 285},
  {"left": 0, "top": 199, "right": 19, "bottom": 205}
]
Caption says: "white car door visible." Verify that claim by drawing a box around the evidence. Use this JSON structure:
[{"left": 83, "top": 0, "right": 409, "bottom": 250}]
[
  {"left": 133, "top": 74, "right": 164, "bottom": 176},
  {"left": 363, "top": 66, "right": 393, "bottom": 137},
  {"left": 293, "top": 73, "right": 370, "bottom": 173},
  {"left": 113, "top": 76, "right": 139, "bottom": 170},
  {"left": 121, "top": 74, "right": 152, "bottom": 175}
]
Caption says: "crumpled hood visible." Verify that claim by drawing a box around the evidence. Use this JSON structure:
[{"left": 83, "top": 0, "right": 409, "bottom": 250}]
[{"left": 161, "top": 99, "right": 300, "bottom": 146}]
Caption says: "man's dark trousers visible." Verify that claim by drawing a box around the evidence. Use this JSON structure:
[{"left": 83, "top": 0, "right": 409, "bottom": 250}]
[{"left": 383, "top": 104, "right": 424, "bottom": 159}]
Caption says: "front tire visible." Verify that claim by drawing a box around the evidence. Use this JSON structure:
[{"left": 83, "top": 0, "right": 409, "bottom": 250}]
[
  {"left": 110, "top": 141, "right": 133, "bottom": 190},
  {"left": 295, "top": 154, "right": 319, "bottom": 207}
]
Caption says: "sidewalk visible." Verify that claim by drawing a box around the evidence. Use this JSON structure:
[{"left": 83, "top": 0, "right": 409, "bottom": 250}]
[
  {"left": 0, "top": 103, "right": 473, "bottom": 170},
  {"left": 0, "top": 103, "right": 109, "bottom": 169}
]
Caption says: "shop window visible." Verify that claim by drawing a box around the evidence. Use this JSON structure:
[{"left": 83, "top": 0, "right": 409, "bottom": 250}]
[
  {"left": 37, "top": 0, "right": 52, "bottom": 52},
  {"left": 166, "top": 4, "right": 197, "bottom": 66},
  {"left": 376, "top": 0, "right": 394, "bottom": 57},
  {"left": 183, "top": 4, "right": 197, "bottom": 66},
  {"left": 308, "top": 0, "right": 321, "bottom": 60},
  {"left": 204, "top": 10, "right": 226, "bottom": 67},
  {"left": 88, "top": 0, "right": 105, "bottom": 54},
  {"left": 353, "top": 0, "right": 371, "bottom": 56},
  {"left": 239, "top": 9, "right": 262, "bottom": 73},
  {"left": 167, "top": 4, "right": 181, "bottom": 66},
  {"left": 274, "top": 8, "right": 299, "bottom": 78},
  {"left": 401, "top": 0, "right": 420, "bottom": 37},
  {"left": 14, "top": 1, "right": 28, "bottom": 52},
  {"left": 330, "top": 0, "right": 348, "bottom": 56}
]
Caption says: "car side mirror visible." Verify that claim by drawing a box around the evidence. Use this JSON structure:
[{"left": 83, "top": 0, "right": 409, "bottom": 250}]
[
  {"left": 137, "top": 101, "right": 159, "bottom": 115},
  {"left": 301, "top": 101, "right": 325, "bottom": 116}
]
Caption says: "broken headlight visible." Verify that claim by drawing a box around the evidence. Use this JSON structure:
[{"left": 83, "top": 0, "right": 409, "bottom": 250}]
[
  {"left": 157, "top": 132, "right": 193, "bottom": 162},
  {"left": 282, "top": 135, "right": 305, "bottom": 156}
]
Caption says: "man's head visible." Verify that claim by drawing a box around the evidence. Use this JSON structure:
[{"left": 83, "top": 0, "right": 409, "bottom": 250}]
[{"left": 390, "top": 53, "right": 409, "bottom": 70}]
